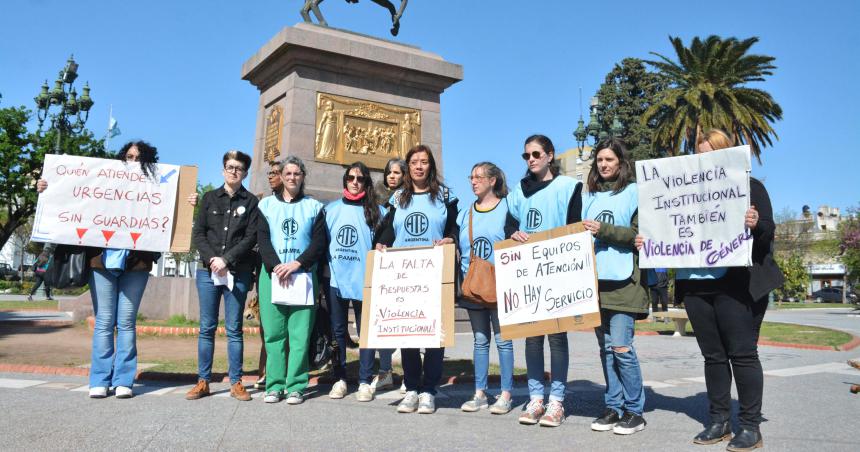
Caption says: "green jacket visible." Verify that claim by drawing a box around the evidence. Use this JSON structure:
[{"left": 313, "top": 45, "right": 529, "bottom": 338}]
[{"left": 591, "top": 182, "right": 649, "bottom": 316}]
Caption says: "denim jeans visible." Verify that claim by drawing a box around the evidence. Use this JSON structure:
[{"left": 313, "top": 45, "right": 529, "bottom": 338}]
[
  {"left": 89, "top": 269, "right": 149, "bottom": 388},
  {"left": 595, "top": 310, "right": 645, "bottom": 415},
  {"left": 685, "top": 291, "right": 767, "bottom": 429},
  {"left": 328, "top": 287, "right": 363, "bottom": 380},
  {"left": 402, "top": 348, "right": 444, "bottom": 395},
  {"left": 195, "top": 269, "right": 252, "bottom": 384},
  {"left": 525, "top": 333, "right": 568, "bottom": 402},
  {"left": 467, "top": 308, "right": 514, "bottom": 392}
]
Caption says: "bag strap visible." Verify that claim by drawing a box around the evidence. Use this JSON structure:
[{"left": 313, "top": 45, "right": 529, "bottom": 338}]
[{"left": 468, "top": 204, "right": 475, "bottom": 259}]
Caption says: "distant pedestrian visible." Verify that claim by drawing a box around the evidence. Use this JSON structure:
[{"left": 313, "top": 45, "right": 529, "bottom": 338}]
[
  {"left": 647, "top": 268, "right": 669, "bottom": 313},
  {"left": 28, "top": 251, "right": 54, "bottom": 301}
]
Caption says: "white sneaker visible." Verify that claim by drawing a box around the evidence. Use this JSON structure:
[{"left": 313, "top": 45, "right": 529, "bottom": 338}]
[
  {"left": 329, "top": 380, "right": 348, "bottom": 399},
  {"left": 371, "top": 371, "right": 394, "bottom": 391},
  {"left": 399, "top": 381, "right": 407, "bottom": 394},
  {"left": 397, "top": 391, "right": 419, "bottom": 413},
  {"left": 115, "top": 386, "right": 134, "bottom": 399},
  {"left": 264, "top": 391, "right": 283, "bottom": 403},
  {"left": 417, "top": 392, "right": 436, "bottom": 414},
  {"left": 88, "top": 387, "right": 107, "bottom": 398},
  {"left": 356, "top": 383, "right": 374, "bottom": 402}
]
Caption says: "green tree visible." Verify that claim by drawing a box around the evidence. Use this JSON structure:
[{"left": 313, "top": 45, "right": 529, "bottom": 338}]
[
  {"left": 774, "top": 252, "right": 808, "bottom": 301},
  {"left": 643, "top": 35, "right": 783, "bottom": 159},
  {"left": 0, "top": 105, "right": 110, "bottom": 252},
  {"left": 595, "top": 58, "right": 668, "bottom": 162},
  {"left": 839, "top": 206, "right": 860, "bottom": 286}
]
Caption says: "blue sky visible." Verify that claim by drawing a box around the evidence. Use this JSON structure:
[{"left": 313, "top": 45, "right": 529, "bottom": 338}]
[{"left": 2, "top": 0, "right": 858, "bottom": 216}]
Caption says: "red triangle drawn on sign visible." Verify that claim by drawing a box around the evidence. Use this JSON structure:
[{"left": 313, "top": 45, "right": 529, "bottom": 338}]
[
  {"left": 101, "top": 230, "right": 115, "bottom": 245},
  {"left": 76, "top": 228, "right": 88, "bottom": 239},
  {"left": 130, "top": 232, "right": 142, "bottom": 248}
]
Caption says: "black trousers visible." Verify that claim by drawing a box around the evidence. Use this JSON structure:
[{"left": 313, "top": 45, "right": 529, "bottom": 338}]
[
  {"left": 650, "top": 286, "right": 668, "bottom": 312},
  {"left": 684, "top": 290, "right": 767, "bottom": 430}
]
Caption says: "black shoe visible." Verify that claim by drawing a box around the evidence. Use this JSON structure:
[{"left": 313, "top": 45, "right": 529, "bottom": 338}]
[
  {"left": 612, "top": 411, "right": 646, "bottom": 435},
  {"left": 591, "top": 408, "right": 622, "bottom": 431},
  {"left": 693, "top": 421, "right": 731, "bottom": 445},
  {"left": 726, "top": 428, "right": 762, "bottom": 451}
]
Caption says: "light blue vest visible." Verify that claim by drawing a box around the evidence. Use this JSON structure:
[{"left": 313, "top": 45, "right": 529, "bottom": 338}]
[
  {"left": 257, "top": 195, "right": 323, "bottom": 264},
  {"left": 325, "top": 199, "right": 384, "bottom": 300},
  {"left": 582, "top": 183, "right": 638, "bottom": 281},
  {"left": 456, "top": 199, "right": 509, "bottom": 275},
  {"left": 507, "top": 175, "right": 579, "bottom": 233},
  {"left": 390, "top": 190, "right": 455, "bottom": 247}
]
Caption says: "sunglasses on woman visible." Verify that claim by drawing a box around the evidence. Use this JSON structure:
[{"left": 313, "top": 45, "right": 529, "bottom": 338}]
[
  {"left": 521, "top": 150, "right": 544, "bottom": 160},
  {"left": 346, "top": 175, "right": 366, "bottom": 183}
]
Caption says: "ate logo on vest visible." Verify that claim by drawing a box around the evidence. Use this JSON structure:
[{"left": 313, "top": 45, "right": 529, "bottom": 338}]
[
  {"left": 336, "top": 225, "right": 359, "bottom": 248},
  {"left": 472, "top": 237, "right": 493, "bottom": 260},
  {"left": 594, "top": 210, "right": 615, "bottom": 225},
  {"left": 404, "top": 212, "right": 429, "bottom": 236},
  {"left": 526, "top": 208, "right": 543, "bottom": 230},
  {"left": 282, "top": 218, "right": 299, "bottom": 238}
]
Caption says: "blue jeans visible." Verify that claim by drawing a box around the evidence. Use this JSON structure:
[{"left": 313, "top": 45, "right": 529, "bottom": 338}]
[
  {"left": 525, "top": 333, "right": 568, "bottom": 402},
  {"left": 195, "top": 269, "right": 252, "bottom": 384},
  {"left": 328, "top": 287, "right": 363, "bottom": 380},
  {"left": 89, "top": 269, "right": 149, "bottom": 388},
  {"left": 467, "top": 308, "right": 513, "bottom": 392},
  {"left": 595, "top": 309, "right": 645, "bottom": 415}
]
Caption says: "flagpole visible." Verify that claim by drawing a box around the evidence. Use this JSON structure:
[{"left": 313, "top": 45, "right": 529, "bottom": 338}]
[{"left": 106, "top": 104, "right": 113, "bottom": 152}]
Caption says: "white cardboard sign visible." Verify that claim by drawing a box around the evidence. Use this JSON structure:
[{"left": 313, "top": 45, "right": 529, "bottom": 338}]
[
  {"left": 636, "top": 145, "right": 752, "bottom": 268},
  {"left": 366, "top": 246, "right": 444, "bottom": 348},
  {"left": 30, "top": 154, "right": 180, "bottom": 252},
  {"left": 494, "top": 231, "right": 599, "bottom": 326}
]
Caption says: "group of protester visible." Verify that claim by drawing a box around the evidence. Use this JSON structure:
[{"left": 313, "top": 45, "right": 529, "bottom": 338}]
[{"left": 35, "top": 129, "right": 780, "bottom": 451}]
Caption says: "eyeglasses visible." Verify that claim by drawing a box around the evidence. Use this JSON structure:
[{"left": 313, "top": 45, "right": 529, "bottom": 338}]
[
  {"left": 224, "top": 165, "right": 246, "bottom": 173},
  {"left": 467, "top": 175, "right": 488, "bottom": 181},
  {"left": 267, "top": 171, "right": 280, "bottom": 177},
  {"left": 521, "top": 151, "right": 544, "bottom": 161},
  {"left": 346, "top": 175, "right": 366, "bottom": 183}
]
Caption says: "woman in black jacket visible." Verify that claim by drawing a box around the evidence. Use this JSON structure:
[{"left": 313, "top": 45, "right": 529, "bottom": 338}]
[{"left": 637, "top": 129, "right": 783, "bottom": 451}]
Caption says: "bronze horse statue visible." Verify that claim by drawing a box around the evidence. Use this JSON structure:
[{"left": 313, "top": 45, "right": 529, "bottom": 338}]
[{"left": 300, "top": 0, "right": 408, "bottom": 36}]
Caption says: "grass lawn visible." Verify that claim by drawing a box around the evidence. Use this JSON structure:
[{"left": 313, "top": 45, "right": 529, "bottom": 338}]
[
  {"left": 0, "top": 300, "right": 59, "bottom": 310},
  {"left": 137, "top": 314, "right": 261, "bottom": 329},
  {"left": 635, "top": 320, "right": 852, "bottom": 348}
]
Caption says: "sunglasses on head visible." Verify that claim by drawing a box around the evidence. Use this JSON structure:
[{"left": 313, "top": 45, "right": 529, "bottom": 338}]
[
  {"left": 521, "top": 150, "right": 544, "bottom": 160},
  {"left": 346, "top": 175, "right": 366, "bottom": 183}
]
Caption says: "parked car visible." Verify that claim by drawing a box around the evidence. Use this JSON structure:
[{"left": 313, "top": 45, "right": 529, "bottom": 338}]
[
  {"left": 0, "top": 263, "right": 21, "bottom": 281},
  {"left": 810, "top": 287, "right": 859, "bottom": 303}
]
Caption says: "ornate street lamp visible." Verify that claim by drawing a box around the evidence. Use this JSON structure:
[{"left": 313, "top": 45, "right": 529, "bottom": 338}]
[
  {"left": 573, "top": 96, "right": 625, "bottom": 158},
  {"left": 34, "top": 55, "right": 94, "bottom": 152}
]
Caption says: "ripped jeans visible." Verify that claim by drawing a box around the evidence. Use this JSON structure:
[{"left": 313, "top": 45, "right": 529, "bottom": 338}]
[{"left": 595, "top": 309, "right": 645, "bottom": 415}]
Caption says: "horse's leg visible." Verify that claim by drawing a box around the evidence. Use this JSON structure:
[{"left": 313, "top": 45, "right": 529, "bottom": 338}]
[
  {"left": 391, "top": 0, "right": 407, "bottom": 36},
  {"left": 300, "top": 0, "right": 313, "bottom": 22},
  {"left": 368, "top": 0, "right": 397, "bottom": 18},
  {"left": 311, "top": 0, "right": 328, "bottom": 26}
]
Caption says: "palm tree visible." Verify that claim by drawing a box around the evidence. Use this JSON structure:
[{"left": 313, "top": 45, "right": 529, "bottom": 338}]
[{"left": 642, "top": 35, "right": 782, "bottom": 160}]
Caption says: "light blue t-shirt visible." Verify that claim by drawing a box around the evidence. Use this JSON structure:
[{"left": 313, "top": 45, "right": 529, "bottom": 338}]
[
  {"left": 325, "top": 199, "right": 384, "bottom": 300},
  {"left": 258, "top": 195, "right": 323, "bottom": 264},
  {"left": 390, "top": 189, "right": 456, "bottom": 247},
  {"left": 582, "top": 183, "right": 638, "bottom": 281},
  {"left": 507, "top": 175, "right": 580, "bottom": 233},
  {"left": 456, "top": 199, "right": 508, "bottom": 275}
]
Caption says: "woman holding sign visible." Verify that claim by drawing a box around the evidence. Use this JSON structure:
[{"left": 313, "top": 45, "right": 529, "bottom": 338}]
[
  {"left": 505, "top": 134, "right": 583, "bottom": 427},
  {"left": 582, "top": 138, "right": 649, "bottom": 435},
  {"left": 36, "top": 141, "right": 164, "bottom": 399},
  {"left": 323, "top": 162, "right": 386, "bottom": 401},
  {"left": 457, "top": 162, "right": 515, "bottom": 414},
  {"left": 255, "top": 156, "right": 326, "bottom": 404},
  {"left": 636, "top": 129, "right": 782, "bottom": 450},
  {"left": 376, "top": 144, "right": 458, "bottom": 414}
]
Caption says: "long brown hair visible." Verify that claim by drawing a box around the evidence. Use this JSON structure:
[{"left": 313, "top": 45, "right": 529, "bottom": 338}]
[
  {"left": 342, "top": 162, "right": 380, "bottom": 229},
  {"left": 587, "top": 137, "right": 634, "bottom": 194},
  {"left": 399, "top": 144, "right": 445, "bottom": 208}
]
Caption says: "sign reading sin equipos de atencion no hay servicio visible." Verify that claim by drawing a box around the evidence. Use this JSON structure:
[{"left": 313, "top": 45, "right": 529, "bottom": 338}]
[
  {"left": 30, "top": 154, "right": 180, "bottom": 252},
  {"left": 495, "top": 231, "right": 599, "bottom": 327},
  {"left": 366, "top": 246, "right": 444, "bottom": 348},
  {"left": 636, "top": 145, "right": 752, "bottom": 268}
]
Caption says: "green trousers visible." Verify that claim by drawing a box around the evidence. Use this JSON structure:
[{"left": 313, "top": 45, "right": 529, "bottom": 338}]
[{"left": 259, "top": 269, "right": 315, "bottom": 394}]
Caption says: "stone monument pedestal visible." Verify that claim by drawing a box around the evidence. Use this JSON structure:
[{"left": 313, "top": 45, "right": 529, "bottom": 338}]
[{"left": 242, "top": 23, "right": 463, "bottom": 201}]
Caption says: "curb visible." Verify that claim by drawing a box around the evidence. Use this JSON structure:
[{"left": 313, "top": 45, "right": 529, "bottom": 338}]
[
  {"left": 837, "top": 336, "right": 860, "bottom": 351},
  {"left": 0, "top": 319, "right": 74, "bottom": 327},
  {"left": 0, "top": 364, "right": 89, "bottom": 376},
  {"left": 86, "top": 317, "right": 261, "bottom": 336},
  {"left": 0, "top": 307, "right": 60, "bottom": 312}
]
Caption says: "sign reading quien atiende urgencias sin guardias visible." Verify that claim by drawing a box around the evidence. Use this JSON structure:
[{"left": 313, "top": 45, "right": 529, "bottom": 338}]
[
  {"left": 636, "top": 146, "right": 753, "bottom": 269},
  {"left": 30, "top": 154, "right": 181, "bottom": 253},
  {"left": 494, "top": 231, "right": 600, "bottom": 327}
]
